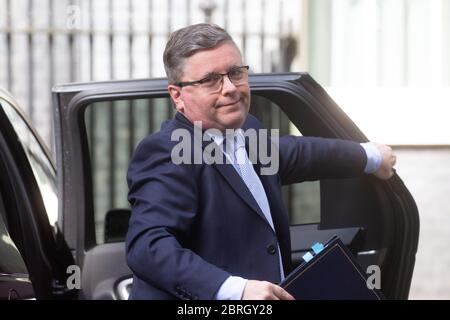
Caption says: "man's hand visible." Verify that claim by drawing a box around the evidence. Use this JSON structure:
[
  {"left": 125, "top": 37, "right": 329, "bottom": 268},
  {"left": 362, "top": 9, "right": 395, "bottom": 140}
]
[
  {"left": 372, "top": 143, "right": 397, "bottom": 180},
  {"left": 242, "top": 280, "right": 295, "bottom": 300}
]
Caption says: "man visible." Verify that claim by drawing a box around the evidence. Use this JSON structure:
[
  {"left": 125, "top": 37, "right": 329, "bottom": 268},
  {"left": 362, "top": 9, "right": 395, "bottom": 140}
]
[{"left": 125, "top": 23, "right": 396, "bottom": 300}]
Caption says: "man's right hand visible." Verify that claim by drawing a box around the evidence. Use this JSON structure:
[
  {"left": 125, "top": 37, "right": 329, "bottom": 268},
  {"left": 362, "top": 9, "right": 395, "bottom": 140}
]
[
  {"left": 371, "top": 142, "right": 397, "bottom": 180},
  {"left": 242, "top": 280, "right": 295, "bottom": 300}
]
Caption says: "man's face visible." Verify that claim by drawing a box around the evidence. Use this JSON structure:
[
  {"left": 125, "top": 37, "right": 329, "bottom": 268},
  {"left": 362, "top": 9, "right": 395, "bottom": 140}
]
[{"left": 168, "top": 41, "right": 251, "bottom": 131}]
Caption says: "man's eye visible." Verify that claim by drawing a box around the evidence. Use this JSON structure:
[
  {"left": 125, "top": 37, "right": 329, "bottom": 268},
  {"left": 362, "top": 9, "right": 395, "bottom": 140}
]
[
  {"left": 229, "top": 69, "right": 243, "bottom": 79},
  {"left": 201, "top": 74, "right": 221, "bottom": 86}
]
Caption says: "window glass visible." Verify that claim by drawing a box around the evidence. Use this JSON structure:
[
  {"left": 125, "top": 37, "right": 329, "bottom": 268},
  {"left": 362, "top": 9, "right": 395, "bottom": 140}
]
[
  {"left": 84, "top": 95, "right": 320, "bottom": 244},
  {"left": 0, "top": 99, "right": 58, "bottom": 233},
  {"left": 0, "top": 192, "right": 34, "bottom": 299},
  {"left": 0, "top": 189, "right": 28, "bottom": 276}
]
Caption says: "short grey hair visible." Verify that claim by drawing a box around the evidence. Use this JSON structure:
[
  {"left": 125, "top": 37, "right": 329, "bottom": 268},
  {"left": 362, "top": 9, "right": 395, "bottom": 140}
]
[{"left": 163, "top": 23, "right": 238, "bottom": 84}]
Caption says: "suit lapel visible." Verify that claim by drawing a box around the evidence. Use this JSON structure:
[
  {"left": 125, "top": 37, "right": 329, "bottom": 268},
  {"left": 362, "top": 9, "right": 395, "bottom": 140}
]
[
  {"left": 212, "top": 163, "right": 274, "bottom": 231},
  {"left": 249, "top": 133, "right": 291, "bottom": 272},
  {"left": 258, "top": 172, "right": 291, "bottom": 273}
]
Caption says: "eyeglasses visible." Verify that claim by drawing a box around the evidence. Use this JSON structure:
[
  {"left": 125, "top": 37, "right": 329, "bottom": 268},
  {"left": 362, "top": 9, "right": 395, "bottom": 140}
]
[{"left": 176, "top": 65, "right": 249, "bottom": 92}]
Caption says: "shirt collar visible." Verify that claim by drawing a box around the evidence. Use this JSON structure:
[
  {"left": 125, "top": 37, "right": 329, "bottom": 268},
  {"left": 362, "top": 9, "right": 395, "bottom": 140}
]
[
  {"left": 207, "top": 128, "right": 244, "bottom": 144},
  {"left": 206, "top": 130, "right": 225, "bottom": 147}
]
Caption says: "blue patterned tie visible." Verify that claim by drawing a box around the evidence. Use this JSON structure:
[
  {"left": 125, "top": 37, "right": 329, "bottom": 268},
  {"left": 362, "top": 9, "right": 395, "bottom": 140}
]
[
  {"left": 231, "top": 129, "right": 285, "bottom": 279},
  {"left": 233, "top": 130, "right": 274, "bottom": 230}
]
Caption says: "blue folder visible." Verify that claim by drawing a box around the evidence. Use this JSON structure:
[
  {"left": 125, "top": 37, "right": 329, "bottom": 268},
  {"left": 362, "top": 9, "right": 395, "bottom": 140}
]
[{"left": 280, "top": 236, "right": 385, "bottom": 300}]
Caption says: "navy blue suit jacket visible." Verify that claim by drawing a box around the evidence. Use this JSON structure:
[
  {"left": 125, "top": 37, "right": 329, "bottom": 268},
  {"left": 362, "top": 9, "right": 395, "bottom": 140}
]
[{"left": 126, "top": 112, "right": 367, "bottom": 300}]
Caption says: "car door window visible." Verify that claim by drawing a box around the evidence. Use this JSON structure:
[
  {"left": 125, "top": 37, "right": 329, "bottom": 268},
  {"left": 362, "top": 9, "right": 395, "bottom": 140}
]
[
  {"left": 0, "top": 100, "right": 58, "bottom": 233},
  {"left": 83, "top": 95, "right": 320, "bottom": 244},
  {"left": 0, "top": 186, "right": 34, "bottom": 299}
]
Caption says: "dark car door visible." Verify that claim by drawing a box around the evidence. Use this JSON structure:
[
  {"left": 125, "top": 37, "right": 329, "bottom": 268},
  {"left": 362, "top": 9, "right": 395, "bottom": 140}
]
[
  {"left": 52, "top": 73, "right": 419, "bottom": 300},
  {"left": 0, "top": 90, "right": 75, "bottom": 299}
]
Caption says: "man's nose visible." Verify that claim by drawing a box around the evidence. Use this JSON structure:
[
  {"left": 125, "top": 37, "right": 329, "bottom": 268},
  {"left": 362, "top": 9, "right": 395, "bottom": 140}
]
[{"left": 221, "top": 75, "right": 238, "bottom": 94}]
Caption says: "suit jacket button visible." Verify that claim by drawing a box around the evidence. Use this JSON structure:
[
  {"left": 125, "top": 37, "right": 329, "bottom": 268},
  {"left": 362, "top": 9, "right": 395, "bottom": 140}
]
[{"left": 266, "top": 244, "right": 276, "bottom": 255}]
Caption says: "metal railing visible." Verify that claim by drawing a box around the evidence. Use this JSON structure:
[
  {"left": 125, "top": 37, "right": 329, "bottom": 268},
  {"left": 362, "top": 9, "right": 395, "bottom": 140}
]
[{"left": 0, "top": 0, "right": 300, "bottom": 150}]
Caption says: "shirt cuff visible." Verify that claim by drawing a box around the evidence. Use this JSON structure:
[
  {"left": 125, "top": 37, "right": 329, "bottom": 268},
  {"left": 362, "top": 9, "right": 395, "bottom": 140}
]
[
  {"left": 215, "top": 276, "right": 248, "bottom": 300},
  {"left": 360, "top": 142, "right": 382, "bottom": 174}
]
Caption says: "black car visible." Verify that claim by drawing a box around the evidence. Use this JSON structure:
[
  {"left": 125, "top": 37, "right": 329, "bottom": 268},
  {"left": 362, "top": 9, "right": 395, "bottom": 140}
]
[{"left": 0, "top": 73, "right": 419, "bottom": 300}]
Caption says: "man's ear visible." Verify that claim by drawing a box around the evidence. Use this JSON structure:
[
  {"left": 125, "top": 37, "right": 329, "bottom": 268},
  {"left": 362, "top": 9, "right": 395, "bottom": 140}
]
[{"left": 168, "top": 85, "right": 185, "bottom": 113}]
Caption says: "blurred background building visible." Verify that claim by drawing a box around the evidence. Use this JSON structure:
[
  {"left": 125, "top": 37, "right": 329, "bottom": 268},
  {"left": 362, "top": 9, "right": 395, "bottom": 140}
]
[{"left": 0, "top": 0, "right": 449, "bottom": 299}]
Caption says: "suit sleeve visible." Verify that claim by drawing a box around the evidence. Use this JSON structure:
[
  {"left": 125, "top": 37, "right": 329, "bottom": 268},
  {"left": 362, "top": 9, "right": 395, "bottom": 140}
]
[
  {"left": 125, "top": 134, "right": 230, "bottom": 300},
  {"left": 277, "top": 136, "right": 367, "bottom": 185}
]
